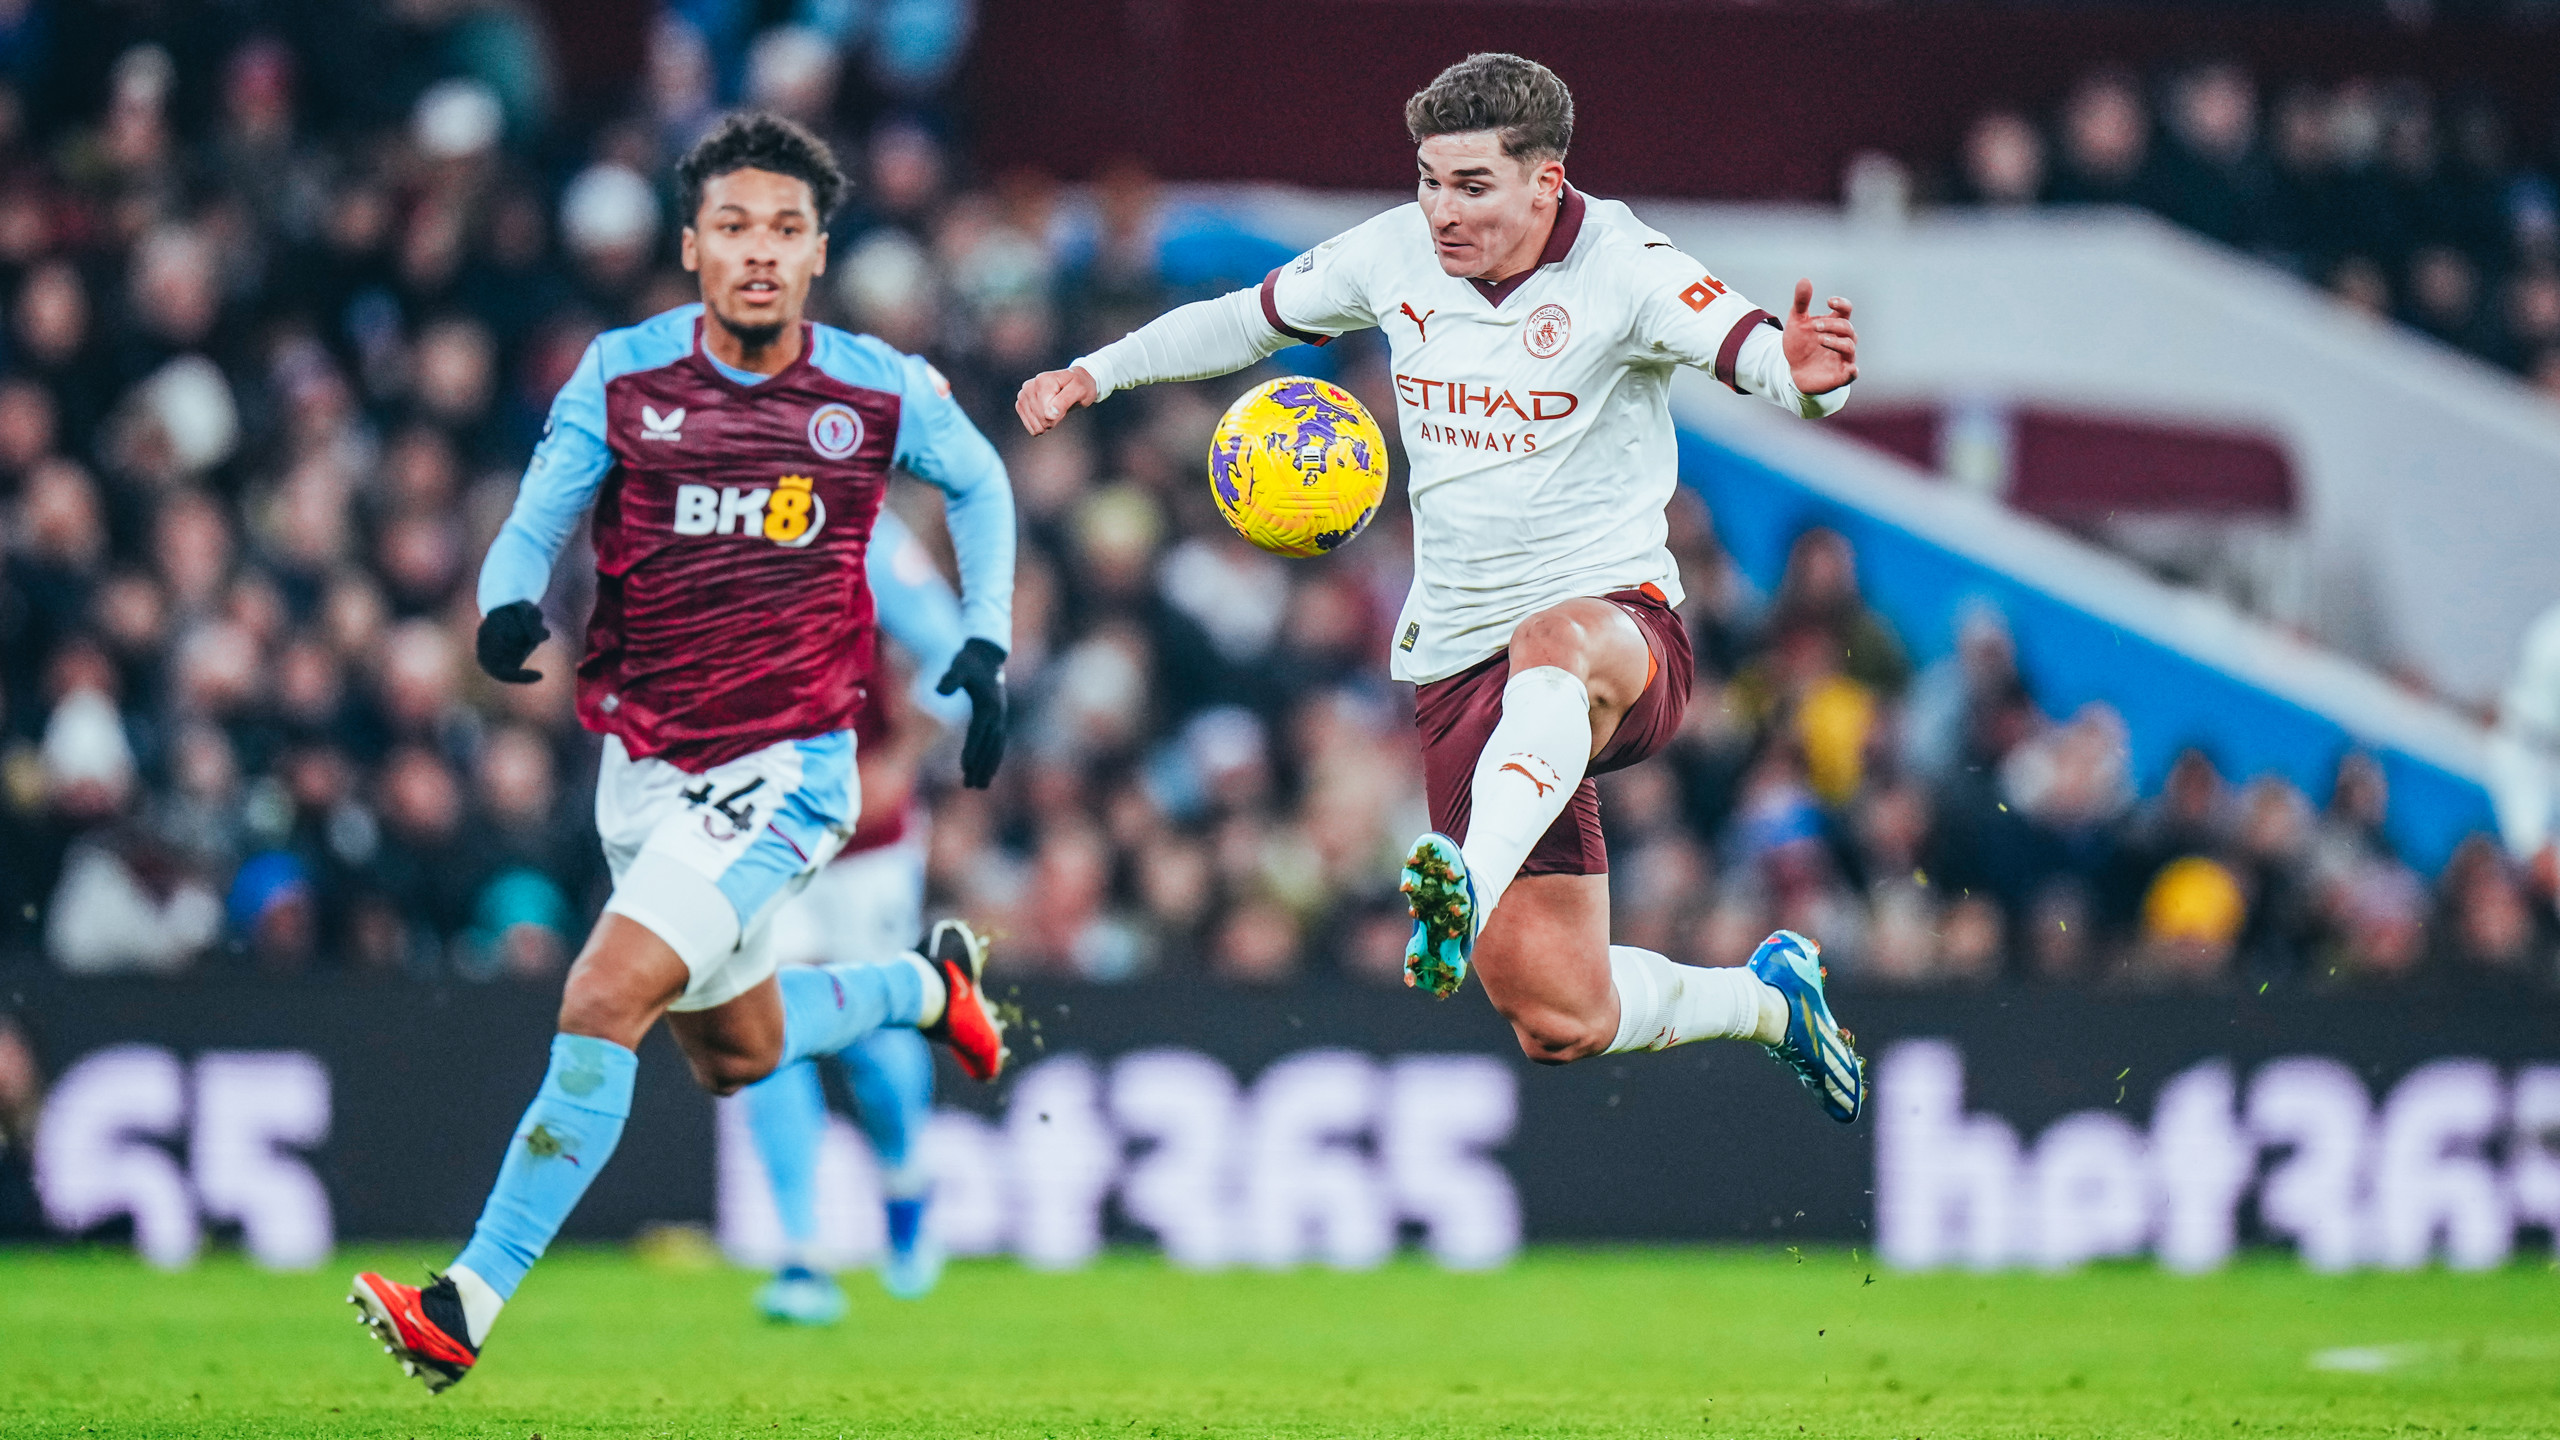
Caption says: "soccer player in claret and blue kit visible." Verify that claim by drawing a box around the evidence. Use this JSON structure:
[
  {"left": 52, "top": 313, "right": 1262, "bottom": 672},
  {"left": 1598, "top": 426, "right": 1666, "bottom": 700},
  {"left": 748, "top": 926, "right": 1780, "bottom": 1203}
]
[
  {"left": 1019, "top": 54, "right": 1865, "bottom": 1123},
  {"left": 347, "top": 112, "right": 1019, "bottom": 1393}
]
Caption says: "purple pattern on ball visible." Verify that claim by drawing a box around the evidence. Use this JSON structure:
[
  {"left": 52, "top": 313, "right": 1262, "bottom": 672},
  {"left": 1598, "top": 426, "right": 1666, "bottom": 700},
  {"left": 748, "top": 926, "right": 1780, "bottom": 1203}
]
[
  {"left": 1265, "top": 380, "right": 1363, "bottom": 468},
  {"left": 1209, "top": 433, "right": 1247, "bottom": 507}
]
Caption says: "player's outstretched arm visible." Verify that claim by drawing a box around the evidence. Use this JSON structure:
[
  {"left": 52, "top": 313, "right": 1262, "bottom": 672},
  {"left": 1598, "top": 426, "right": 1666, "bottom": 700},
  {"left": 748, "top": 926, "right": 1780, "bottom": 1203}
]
[
  {"left": 864, "top": 506, "right": 971, "bottom": 729},
  {"left": 1637, "top": 247, "right": 1855, "bottom": 419},
  {"left": 1782, "top": 279, "right": 1858, "bottom": 395},
  {"left": 474, "top": 341, "right": 616, "bottom": 682},
  {"left": 1016, "top": 287, "right": 1297, "bottom": 436},
  {"left": 895, "top": 355, "right": 1017, "bottom": 787}
]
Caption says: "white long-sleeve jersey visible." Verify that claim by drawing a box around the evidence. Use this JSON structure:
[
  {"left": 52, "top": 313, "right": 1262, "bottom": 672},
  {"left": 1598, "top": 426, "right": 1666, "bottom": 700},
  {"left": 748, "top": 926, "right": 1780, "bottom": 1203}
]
[{"left": 1073, "top": 186, "right": 1848, "bottom": 684}]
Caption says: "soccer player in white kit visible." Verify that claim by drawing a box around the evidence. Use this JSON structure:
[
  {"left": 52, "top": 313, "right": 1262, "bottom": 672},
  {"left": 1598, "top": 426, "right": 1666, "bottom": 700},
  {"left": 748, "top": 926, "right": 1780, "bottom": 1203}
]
[{"left": 1017, "top": 54, "right": 1864, "bottom": 1121}]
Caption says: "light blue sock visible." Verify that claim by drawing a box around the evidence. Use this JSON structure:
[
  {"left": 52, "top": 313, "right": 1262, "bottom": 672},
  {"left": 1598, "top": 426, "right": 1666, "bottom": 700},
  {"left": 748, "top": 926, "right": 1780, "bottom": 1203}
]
[
  {"left": 844, "top": 1026, "right": 934, "bottom": 1172},
  {"left": 777, "top": 961, "right": 928, "bottom": 1067},
  {"left": 742, "top": 1058, "right": 827, "bottom": 1258},
  {"left": 845, "top": 1027, "right": 935, "bottom": 1252},
  {"left": 453, "top": 1033, "right": 637, "bottom": 1300}
]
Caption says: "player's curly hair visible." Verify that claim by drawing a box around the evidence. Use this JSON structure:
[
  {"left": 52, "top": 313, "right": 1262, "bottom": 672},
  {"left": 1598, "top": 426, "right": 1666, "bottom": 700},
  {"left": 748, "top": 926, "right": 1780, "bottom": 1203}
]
[
  {"left": 1405, "top": 53, "right": 1573, "bottom": 164},
  {"left": 675, "top": 111, "right": 847, "bottom": 228}
]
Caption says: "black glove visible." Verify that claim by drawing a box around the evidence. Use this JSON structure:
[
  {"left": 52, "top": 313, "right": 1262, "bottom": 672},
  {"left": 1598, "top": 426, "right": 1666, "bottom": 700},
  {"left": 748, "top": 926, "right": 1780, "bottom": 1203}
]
[
  {"left": 934, "top": 637, "right": 1009, "bottom": 789},
  {"left": 476, "top": 600, "right": 551, "bottom": 684}
]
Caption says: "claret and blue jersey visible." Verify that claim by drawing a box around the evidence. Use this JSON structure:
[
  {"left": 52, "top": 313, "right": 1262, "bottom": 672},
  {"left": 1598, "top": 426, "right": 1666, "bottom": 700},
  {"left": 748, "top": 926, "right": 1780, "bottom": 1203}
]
[{"left": 478, "top": 304, "right": 1014, "bottom": 772}]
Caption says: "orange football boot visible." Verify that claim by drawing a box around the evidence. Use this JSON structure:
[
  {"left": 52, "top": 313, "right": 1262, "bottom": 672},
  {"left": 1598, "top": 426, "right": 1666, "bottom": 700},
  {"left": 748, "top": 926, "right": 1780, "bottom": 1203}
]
[
  {"left": 348, "top": 1270, "right": 478, "bottom": 1393},
  {"left": 917, "top": 918, "right": 1007, "bottom": 1081}
]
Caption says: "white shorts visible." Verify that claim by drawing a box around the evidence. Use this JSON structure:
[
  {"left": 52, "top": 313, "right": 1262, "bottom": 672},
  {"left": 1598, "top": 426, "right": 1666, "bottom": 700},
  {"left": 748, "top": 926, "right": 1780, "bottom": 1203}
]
[
  {"left": 764, "top": 828, "right": 930, "bottom": 971},
  {"left": 597, "top": 730, "right": 858, "bottom": 1012}
]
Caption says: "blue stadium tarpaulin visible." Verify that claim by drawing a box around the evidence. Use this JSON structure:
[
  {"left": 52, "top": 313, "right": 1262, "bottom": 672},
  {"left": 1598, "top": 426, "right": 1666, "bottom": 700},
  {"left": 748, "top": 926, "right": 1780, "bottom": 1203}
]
[{"left": 1676, "top": 419, "right": 2495, "bottom": 874}]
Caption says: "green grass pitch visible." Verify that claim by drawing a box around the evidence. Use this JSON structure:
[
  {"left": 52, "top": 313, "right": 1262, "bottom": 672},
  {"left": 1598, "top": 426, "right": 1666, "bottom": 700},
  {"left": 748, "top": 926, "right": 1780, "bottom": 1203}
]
[{"left": 3, "top": 1245, "right": 2556, "bottom": 1438}]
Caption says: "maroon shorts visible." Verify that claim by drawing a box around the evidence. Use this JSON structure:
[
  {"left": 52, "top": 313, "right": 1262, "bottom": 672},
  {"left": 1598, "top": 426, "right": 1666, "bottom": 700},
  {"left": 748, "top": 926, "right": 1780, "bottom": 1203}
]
[{"left": 1413, "top": 586, "right": 1695, "bottom": 878}]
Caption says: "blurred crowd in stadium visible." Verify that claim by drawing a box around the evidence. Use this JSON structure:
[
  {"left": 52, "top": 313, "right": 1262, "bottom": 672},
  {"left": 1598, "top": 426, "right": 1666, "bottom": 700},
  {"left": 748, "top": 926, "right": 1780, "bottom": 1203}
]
[
  {"left": 1, "top": 8, "right": 2555, "bottom": 995},
  {"left": 1953, "top": 60, "right": 2560, "bottom": 399}
]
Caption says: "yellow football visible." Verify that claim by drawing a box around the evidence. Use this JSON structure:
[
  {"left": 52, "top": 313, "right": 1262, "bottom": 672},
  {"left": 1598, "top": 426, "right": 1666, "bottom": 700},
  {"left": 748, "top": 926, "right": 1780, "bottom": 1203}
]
[{"left": 1206, "top": 376, "right": 1389, "bottom": 558}]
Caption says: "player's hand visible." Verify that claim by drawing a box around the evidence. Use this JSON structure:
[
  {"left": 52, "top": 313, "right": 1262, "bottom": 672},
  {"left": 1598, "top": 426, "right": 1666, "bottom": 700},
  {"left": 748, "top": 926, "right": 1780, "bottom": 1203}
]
[
  {"left": 1783, "top": 279, "right": 1858, "bottom": 396},
  {"left": 1015, "top": 366, "right": 1099, "bottom": 436},
  {"left": 476, "top": 600, "right": 550, "bottom": 684},
  {"left": 934, "top": 637, "right": 1010, "bottom": 788}
]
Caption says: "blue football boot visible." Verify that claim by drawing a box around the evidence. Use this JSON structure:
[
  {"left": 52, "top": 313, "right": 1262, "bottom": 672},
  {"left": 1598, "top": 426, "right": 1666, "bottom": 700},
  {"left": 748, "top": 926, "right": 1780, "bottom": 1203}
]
[
  {"left": 879, "top": 1234, "right": 945, "bottom": 1300},
  {"left": 1747, "top": 930, "right": 1864, "bottom": 1123},
  {"left": 1399, "top": 832, "right": 1479, "bottom": 998},
  {"left": 755, "top": 1264, "right": 847, "bottom": 1326}
]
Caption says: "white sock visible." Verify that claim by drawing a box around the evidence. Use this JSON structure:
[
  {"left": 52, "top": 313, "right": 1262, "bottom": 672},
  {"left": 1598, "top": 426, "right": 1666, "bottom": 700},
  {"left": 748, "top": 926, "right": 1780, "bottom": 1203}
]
[
  {"left": 1757, "top": 982, "right": 1787, "bottom": 1044},
  {"left": 1459, "top": 666, "right": 1593, "bottom": 923},
  {"left": 1604, "top": 946, "right": 1789, "bottom": 1053},
  {"left": 446, "top": 1263, "right": 504, "bottom": 1347},
  {"left": 904, "top": 951, "right": 948, "bottom": 1028}
]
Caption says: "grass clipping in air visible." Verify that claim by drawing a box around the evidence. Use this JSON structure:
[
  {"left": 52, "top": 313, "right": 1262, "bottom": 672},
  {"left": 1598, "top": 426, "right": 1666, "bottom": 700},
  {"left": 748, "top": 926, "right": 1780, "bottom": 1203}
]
[{"left": 3, "top": 1245, "right": 2557, "bottom": 1437}]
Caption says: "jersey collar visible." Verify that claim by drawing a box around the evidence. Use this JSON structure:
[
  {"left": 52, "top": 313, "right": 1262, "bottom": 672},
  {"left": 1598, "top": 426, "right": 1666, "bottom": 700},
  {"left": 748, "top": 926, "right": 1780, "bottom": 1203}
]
[
  {"left": 1466, "top": 182, "right": 1586, "bottom": 309},
  {"left": 689, "top": 314, "right": 815, "bottom": 396}
]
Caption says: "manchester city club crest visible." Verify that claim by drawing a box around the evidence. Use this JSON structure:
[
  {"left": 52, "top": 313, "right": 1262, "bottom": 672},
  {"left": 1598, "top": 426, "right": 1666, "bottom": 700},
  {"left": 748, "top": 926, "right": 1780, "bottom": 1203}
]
[
  {"left": 807, "top": 402, "right": 864, "bottom": 459},
  {"left": 1524, "top": 303, "right": 1571, "bottom": 358}
]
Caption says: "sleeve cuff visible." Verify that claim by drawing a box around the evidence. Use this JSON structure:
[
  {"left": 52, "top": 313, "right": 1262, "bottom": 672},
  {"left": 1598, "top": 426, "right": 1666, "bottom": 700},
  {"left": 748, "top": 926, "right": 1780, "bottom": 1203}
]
[
  {"left": 1714, "top": 309, "right": 1779, "bottom": 392},
  {"left": 960, "top": 604, "right": 1012, "bottom": 652},
  {"left": 1070, "top": 354, "right": 1117, "bottom": 399},
  {"left": 1258, "top": 268, "right": 1332, "bottom": 347},
  {"left": 1798, "top": 380, "right": 1850, "bottom": 419}
]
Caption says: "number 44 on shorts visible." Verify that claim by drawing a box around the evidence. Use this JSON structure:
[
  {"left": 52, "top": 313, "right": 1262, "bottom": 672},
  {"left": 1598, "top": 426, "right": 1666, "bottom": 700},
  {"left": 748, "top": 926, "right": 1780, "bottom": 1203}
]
[{"left": 681, "top": 776, "right": 765, "bottom": 834}]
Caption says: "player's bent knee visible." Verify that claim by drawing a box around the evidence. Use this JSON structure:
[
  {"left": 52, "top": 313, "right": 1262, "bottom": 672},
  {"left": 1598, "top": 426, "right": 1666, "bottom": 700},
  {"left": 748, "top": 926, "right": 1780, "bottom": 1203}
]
[
  {"left": 557, "top": 967, "right": 651, "bottom": 1046},
  {"left": 554, "top": 914, "right": 692, "bottom": 1047},
  {"left": 1506, "top": 608, "right": 1591, "bottom": 674},
  {"left": 1506, "top": 1007, "right": 1611, "bottom": 1067}
]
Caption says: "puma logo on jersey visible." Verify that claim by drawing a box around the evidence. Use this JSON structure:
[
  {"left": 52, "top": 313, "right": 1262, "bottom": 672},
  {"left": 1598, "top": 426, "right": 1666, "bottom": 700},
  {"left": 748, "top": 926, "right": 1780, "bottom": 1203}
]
[
  {"left": 1400, "top": 302, "right": 1437, "bottom": 341},
  {"left": 640, "top": 405, "right": 685, "bottom": 441},
  {"left": 1498, "top": 757, "right": 1559, "bottom": 798}
]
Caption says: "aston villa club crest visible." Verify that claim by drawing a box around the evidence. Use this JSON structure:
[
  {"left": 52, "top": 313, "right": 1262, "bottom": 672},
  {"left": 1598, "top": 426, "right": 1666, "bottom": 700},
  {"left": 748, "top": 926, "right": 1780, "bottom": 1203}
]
[
  {"left": 1523, "top": 304, "right": 1571, "bottom": 358},
  {"left": 808, "top": 403, "right": 863, "bottom": 459}
]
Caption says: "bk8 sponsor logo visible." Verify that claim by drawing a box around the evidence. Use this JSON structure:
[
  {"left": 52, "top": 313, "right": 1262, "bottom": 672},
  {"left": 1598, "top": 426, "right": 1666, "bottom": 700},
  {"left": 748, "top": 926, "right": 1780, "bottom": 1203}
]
[{"left": 671, "top": 474, "right": 824, "bottom": 546}]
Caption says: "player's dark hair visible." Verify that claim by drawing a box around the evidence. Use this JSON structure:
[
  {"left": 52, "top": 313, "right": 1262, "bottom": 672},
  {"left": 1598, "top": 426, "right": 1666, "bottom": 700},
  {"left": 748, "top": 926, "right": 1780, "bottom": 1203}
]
[
  {"left": 1405, "top": 53, "right": 1574, "bottom": 164},
  {"left": 675, "top": 111, "right": 846, "bottom": 229}
]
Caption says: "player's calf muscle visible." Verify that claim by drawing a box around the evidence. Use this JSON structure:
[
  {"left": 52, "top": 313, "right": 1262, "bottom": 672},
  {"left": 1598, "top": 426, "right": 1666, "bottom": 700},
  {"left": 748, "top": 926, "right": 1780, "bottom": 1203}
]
[
  {"left": 1492, "top": 962, "right": 1616, "bottom": 1063},
  {"left": 667, "top": 988, "right": 788, "bottom": 1096},
  {"left": 1507, "top": 1003, "right": 1612, "bottom": 1065},
  {"left": 671, "top": 1035, "right": 772, "bottom": 1096},
  {"left": 1475, "top": 878, "right": 1618, "bottom": 1063}
]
